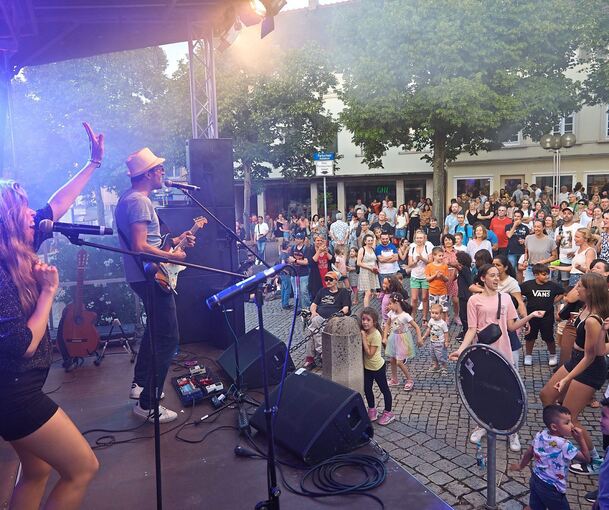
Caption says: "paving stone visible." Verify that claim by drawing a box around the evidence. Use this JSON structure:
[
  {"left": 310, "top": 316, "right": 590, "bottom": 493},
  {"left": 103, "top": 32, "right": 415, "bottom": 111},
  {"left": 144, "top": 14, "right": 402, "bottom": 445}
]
[
  {"left": 424, "top": 438, "right": 447, "bottom": 451},
  {"left": 501, "top": 480, "right": 528, "bottom": 497},
  {"left": 428, "top": 471, "right": 454, "bottom": 486},
  {"left": 452, "top": 453, "right": 477, "bottom": 468},
  {"left": 433, "top": 458, "right": 459, "bottom": 473},
  {"left": 415, "top": 462, "right": 439, "bottom": 476},
  {"left": 462, "top": 475, "right": 487, "bottom": 491},
  {"left": 462, "top": 490, "right": 487, "bottom": 507},
  {"left": 449, "top": 467, "right": 472, "bottom": 481},
  {"left": 438, "top": 446, "right": 463, "bottom": 460},
  {"left": 499, "top": 499, "right": 524, "bottom": 510},
  {"left": 445, "top": 480, "right": 472, "bottom": 498},
  {"left": 481, "top": 487, "right": 510, "bottom": 503}
]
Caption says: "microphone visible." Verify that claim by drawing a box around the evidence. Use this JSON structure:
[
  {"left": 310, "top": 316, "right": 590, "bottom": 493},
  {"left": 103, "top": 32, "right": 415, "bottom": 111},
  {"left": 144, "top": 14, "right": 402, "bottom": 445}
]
[
  {"left": 164, "top": 180, "right": 201, "bottom": 191},
  {"left": 206, "top": 263, "right": 287, "bottom": 309},
  {"left": 38, "top": 219, "right": 113, "bottom": 237}
]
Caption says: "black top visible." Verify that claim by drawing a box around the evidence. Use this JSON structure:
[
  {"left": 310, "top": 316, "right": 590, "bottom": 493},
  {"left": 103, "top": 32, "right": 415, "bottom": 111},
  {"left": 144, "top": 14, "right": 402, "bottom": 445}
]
[
  {"left": 466, "top": 211, "right": 479, "bottom": 226},
  {"left": 289, "top": 244, "right": 313, "bottom": 277},
  {"left": 520, "top": 280, "right": 563, "bottom": 313},
  {"left": 0, "top": 206, "right": 54, "bottom": 374},
  {"left": 457, "top": 266, "right": 473, "bottom": 300},
  {"left": 425, "top": 226, "right": 442, "bottom": 247},
  {"left": 506, "top": 223, "right": 529, "bottom": 256},
  {"left": 370, "top": 222, "right": 395, "bottom": 236},
  {"left": 308, "top": 251, "right": 335, "bottom": 300},
  {"left": 313, "top": 287, "right": 351, "bottom": 319}
]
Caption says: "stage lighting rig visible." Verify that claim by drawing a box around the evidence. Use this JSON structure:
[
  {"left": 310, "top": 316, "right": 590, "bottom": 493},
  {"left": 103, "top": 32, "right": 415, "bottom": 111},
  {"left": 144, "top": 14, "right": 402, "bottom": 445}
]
[{"left": 250, "top": 0, "right": 288, "bottom": 38}]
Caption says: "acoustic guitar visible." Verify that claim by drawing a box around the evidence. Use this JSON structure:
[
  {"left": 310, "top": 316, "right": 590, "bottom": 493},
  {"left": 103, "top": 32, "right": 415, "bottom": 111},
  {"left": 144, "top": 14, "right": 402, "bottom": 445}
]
[
  {"left": 155, "top": 216, "right": 208, "bottom": 294},
  {"left": 57, "top": 249, "right": 100, "bottom": 358}
]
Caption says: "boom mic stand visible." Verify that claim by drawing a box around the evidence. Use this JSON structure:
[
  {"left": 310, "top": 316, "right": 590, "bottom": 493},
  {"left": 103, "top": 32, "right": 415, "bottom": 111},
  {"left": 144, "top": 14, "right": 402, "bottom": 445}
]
[
  {"left": 62, "top": 234, "right": 243, "bottom": 510},
  {"left": 178, "top": 189, "right": 268, "bottom": 439}
]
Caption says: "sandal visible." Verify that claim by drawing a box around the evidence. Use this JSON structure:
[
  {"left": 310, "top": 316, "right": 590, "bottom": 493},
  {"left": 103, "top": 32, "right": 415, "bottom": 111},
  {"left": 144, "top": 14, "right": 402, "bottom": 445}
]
[
  {"left": 404, "top": 380, "right": 415, "bottom": 391},
  {"left": 590, "top": 400, "right": 601, "bottom": 409}
]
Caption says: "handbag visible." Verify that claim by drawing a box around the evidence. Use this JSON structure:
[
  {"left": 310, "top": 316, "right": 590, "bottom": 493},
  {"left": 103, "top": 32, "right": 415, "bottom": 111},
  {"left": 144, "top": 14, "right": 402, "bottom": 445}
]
[{"left": 477, "top": 293, "right": 502, "bottom": 345}]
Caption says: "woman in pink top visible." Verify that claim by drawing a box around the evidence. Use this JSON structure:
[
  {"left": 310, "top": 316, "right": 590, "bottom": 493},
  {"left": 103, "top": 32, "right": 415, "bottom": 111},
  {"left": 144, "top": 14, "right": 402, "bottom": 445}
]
[
  {"left": 449, "top": 264, "right": 544, "bottom": 447},
  {"left": 450, "top": 264, "right": 543, "bottom": 363}
]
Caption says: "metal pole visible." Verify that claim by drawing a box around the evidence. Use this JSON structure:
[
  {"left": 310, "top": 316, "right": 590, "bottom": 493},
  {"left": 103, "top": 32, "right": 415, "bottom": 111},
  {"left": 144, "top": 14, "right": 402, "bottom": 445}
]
[
  {"left": 204, "top": 25, "right": 218, "bottom": 139},
  {"left": 486, "top": 432, "right": 498, "bottom": 510},
  {"left": 187, "top": 30, "right": 197, "bottom": 139},
  {"left": 323, "top": 176, "right": 328, "bottom": 224},
  {"left": 557, "top": 149, "right": 561, "bottom": 202}
]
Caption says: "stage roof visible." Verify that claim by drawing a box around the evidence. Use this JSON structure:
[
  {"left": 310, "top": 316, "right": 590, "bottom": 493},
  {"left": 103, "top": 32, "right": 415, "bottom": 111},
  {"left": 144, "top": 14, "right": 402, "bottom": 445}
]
[{"left": 0, "top": 0, "right": 239, "bottom": 74}]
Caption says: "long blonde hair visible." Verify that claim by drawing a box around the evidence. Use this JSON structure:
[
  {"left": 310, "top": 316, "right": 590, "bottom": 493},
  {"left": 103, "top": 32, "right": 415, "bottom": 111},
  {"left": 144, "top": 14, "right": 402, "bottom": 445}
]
[{"left": 0, "top": 180, "right": 39, "bottom": 313}]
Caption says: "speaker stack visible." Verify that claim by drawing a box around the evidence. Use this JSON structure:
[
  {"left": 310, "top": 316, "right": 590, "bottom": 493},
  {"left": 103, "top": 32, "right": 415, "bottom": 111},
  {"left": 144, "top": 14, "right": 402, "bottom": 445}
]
[
  {"left": 156, "top": 139, "right": 245, "bottom": 348},
  {"left": 250, "top": 371, "right": 373, "bottom": 465}
]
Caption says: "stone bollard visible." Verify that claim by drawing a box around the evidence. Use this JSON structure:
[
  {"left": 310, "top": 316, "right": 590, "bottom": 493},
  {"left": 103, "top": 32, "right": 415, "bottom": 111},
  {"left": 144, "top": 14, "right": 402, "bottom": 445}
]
[{"left": 322, "top": 315, "right": 364, "bottom": 396}]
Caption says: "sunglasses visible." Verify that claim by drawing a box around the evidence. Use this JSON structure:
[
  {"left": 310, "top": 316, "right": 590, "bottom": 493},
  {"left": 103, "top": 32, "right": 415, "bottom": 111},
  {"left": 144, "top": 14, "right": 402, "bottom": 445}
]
[{"left": 324, "top": 277, "right": 336, "bottom": 282}]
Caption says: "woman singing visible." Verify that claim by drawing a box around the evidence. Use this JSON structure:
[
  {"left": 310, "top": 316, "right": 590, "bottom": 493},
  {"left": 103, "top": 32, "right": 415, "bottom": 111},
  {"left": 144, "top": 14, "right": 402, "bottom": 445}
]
[{"left": 0, "top": 123, "right": 103, "bottom": 509}]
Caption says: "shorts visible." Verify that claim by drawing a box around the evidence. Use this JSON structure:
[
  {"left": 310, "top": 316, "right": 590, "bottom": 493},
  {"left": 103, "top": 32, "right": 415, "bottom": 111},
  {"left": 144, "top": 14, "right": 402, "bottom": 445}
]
[
  {"left": 529, "top": 473, "right": 570, "bottom": 510},
  {"left": 0, "top": 368, "right": 58, "bottom": 441},
  {"left": 564, "top": 350, "right": 608, "bottom": 390},
  {"left": 429, "top": 294, "right": 449, "bottom": 312},
  {"left": 524, "top": 317, "right": 555, "bottom": 343},
  {"left": 568, "top": 273, "right": 582, "bottom": 287},
  {"left": 410, "top": 276, "right": 429, "bottom": 290}
]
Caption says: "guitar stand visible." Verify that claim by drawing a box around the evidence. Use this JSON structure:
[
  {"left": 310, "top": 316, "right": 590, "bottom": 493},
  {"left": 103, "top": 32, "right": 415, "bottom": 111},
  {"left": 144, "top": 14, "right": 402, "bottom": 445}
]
[{"left": 94, "top": 318, "right": 137, "bottom": 366}]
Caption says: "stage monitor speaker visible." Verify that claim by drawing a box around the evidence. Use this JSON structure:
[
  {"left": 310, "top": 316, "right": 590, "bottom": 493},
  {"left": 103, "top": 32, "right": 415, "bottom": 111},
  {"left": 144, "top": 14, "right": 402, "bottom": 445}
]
[
  {"left": 217, "top": 328, "right": 294, "bottom": 388},
  {"left": 250, "top": 371, "right": 373, "bottom": 465}
]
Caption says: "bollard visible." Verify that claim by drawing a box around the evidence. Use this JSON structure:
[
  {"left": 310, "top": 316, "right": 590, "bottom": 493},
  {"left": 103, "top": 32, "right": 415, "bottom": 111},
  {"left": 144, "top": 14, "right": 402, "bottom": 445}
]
[{"left": 321, "top": 315, "right": 364, "bottom": 395}]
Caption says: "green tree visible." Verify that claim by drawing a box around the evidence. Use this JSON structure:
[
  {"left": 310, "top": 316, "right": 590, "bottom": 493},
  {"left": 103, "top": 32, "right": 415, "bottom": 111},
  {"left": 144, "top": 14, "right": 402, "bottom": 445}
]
[
  {"left": 335, "top": 0, "right": 583, "bottom": 217},
  {"left": 9, "top": 47, "right": 178, "bottom": 220},
  {"left": 216, "top": 44, "right": 338, "bottom": 222},
  {"left": 578, "top": 2, "right": 609, "bottom": 105}
]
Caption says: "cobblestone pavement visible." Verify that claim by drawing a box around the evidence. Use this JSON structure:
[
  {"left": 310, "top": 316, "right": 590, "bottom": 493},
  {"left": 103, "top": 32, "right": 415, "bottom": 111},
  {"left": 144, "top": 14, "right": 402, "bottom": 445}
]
[{"left": 245, "top": 289, "right": 604, "bottom": 509}]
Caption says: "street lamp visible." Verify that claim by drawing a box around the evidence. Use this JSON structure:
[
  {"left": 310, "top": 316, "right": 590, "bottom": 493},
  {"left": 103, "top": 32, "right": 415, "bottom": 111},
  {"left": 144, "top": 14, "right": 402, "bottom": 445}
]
[{"left": 539, "top": 132, "right": 576, "bottom": 205}]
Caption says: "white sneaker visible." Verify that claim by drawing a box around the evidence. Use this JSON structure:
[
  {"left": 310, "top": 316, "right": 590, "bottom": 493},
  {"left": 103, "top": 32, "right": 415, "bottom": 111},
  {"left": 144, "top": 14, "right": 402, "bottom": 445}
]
[
  {"left": 524, "top": 355, "right": 533, "bottom": 366},
  {"left": 509, "top": 433, "right": 521, "bottom": 452},
  {"left": 133, "top": 402, "right": 177, "bottom": 423},
  {"left": 548, "top": 355, "right": 558, "bottom": 367},
  {"left": 469, "top": 427, "right": 486, "bottom": 444},
  {"left": 130, "top": 383, "right": 164, "bottom": 400},
  {"left": 418, "top": 302, "right": 423, "bottom": 311}
]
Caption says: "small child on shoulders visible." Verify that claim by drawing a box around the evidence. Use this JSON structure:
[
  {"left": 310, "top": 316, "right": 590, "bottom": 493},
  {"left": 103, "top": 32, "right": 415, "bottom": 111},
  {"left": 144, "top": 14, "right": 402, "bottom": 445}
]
[
  {"left": 421, "top": 303, "right": 449, "bottom": 374},
  {"left": 510, "top": 404, "right": 590, "bottom": 510}
]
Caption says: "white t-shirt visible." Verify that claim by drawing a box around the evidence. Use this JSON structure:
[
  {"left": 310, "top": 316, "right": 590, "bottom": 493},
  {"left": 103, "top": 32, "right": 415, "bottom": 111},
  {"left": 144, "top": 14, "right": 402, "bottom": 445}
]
[
  {"left": 254, "top": 222, "right": 269, "bottom": 239},
  {"left": 408, "top": 241, "right": 434, "bottom": 279},
  {"left": 428, "top": 318, "right": 449, "bottom": 343},
  {"left": 558, "top": 222, "right": 581, "bottom": 263}
]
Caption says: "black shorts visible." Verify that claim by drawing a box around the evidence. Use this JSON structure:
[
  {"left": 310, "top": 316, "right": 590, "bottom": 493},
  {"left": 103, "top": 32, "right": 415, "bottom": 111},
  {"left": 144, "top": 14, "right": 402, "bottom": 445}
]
[
  {"left": 564, "top": 350, "right": 608, "bottom": 391},
  {"left": 525, "top": 317, "right": 555, "bottom": 343},
  {"left": 0, "top": 368, "right": 58, "bottom": 441}
]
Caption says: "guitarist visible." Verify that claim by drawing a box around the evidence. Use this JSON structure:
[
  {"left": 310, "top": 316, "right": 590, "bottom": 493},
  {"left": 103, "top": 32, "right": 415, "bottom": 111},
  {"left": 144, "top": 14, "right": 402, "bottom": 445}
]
[{"left": 114, "top": 148, "right": 195, "bottom": 424}]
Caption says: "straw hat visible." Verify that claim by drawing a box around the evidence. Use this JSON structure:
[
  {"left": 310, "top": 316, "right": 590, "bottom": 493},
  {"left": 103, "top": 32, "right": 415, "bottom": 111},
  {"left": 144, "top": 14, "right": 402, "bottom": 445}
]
[{"left": 126, "top": 148, "right": 165, "bottom": 178}]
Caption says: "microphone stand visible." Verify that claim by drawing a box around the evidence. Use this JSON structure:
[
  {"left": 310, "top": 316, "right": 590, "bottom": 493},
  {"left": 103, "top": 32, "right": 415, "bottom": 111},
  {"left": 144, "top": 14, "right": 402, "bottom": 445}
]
[
  {"left": 178, "top": 189, "right": 267, "bottom": 442},
  {"left": 62, "top": 234, "right": 243, "bottom": 510}
]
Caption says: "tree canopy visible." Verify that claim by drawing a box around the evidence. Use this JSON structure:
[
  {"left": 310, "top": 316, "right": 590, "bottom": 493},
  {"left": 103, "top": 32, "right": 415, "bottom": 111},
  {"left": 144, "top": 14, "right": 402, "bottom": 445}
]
[{"left": 335, "top": 0, "right": 584, "bottom": 217}]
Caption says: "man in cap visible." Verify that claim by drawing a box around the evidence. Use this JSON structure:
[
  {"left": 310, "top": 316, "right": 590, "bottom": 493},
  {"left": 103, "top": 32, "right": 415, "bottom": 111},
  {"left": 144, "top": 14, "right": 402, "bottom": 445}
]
[
  {"left": 114, "top": 148, "right": 196, "bottom": 423},
  {"left": 303, "top": 270, "right": 351, "bottom": 369}
]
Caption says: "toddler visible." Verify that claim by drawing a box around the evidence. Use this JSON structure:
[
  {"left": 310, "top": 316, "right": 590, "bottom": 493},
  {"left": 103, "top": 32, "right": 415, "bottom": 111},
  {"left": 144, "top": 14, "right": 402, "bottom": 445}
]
[{"left": 422, "top": 303, "right": 449, "bottom": 374}]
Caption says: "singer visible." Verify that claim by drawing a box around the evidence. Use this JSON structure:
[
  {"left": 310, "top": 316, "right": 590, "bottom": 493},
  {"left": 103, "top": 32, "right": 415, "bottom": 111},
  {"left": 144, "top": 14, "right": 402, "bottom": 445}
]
[
  {"left": 114, "top": 148, "right": 195, "bottom": 424},
  {"left": 0, "top": 121, "right": 103, "bottom": 510}
]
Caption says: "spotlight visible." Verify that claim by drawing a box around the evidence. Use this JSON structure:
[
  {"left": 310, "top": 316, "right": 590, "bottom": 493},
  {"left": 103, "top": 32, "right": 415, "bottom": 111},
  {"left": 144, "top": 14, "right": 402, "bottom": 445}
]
[{"left": 250, "top": 0, "right": 287, "bottom": 17}]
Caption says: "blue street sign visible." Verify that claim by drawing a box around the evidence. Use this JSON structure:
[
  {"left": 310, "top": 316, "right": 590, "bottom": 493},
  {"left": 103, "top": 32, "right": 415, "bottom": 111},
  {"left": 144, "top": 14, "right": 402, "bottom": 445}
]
[{"left": 313, "top": 152, "right": 335, "bottom": 161}]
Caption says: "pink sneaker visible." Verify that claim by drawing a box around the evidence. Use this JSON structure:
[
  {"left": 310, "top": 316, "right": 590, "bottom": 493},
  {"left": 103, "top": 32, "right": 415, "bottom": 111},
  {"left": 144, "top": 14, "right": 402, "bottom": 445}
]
[
  {"left": 387, "top": 378, "right": 399, "bottom": 387},
  {"left": 368, "top": 408, "right": 378, "bottom": 422},
  {"left": 378, "top": 411, "right": 395, "bottom": 426}
]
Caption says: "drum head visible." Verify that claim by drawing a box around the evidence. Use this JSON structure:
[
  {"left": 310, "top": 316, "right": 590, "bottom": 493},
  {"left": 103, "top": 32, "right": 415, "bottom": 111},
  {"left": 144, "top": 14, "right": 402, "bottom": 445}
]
[{"left": 455, "top": 344, "right": 527, "bottom": 435}]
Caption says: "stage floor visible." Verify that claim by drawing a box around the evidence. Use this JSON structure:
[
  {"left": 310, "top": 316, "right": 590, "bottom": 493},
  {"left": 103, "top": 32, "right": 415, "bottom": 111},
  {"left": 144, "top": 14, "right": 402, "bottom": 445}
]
[{"left": 0, "top": 341, "right": 452, "bottom": 510}]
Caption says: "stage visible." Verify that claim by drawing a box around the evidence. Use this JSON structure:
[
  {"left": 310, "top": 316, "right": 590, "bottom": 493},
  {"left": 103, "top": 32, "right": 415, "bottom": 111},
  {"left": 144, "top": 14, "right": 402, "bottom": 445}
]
[{"left": 0, "top": 340, "right": 452, "bottom": 509}]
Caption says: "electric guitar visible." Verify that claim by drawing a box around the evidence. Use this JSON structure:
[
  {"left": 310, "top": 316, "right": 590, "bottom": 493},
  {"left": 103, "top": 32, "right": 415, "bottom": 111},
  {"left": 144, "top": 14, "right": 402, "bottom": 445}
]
[
  {"left": 57, "top": 249, "right": 100, "bottom": 358},
  {"left": 154, "top": 216, "right": 207, "bottom": 293}
]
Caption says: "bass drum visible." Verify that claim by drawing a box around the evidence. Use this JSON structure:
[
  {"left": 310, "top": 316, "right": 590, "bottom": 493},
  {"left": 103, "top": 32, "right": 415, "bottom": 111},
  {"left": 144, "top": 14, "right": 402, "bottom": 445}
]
[{"left": 455, "top": 344, "right": 527, "bottom": 435}]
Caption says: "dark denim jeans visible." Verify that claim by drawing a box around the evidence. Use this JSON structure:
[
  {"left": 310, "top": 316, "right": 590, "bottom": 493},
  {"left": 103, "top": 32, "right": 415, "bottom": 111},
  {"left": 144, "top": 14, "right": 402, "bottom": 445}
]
[
  {"left": 131, "top": 281, "right": 180, "bottom": 410},
  {"left": 280, "top": 273, "right": 292, "bottom": 307}
]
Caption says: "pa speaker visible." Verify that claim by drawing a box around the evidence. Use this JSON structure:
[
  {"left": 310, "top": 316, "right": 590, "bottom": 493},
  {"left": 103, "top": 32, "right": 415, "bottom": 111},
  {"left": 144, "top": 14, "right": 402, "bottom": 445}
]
[
  {"left": 217, "top": 328, "right": 294, "bottom": 388},
  {"left": 250, "top": 371, "right": 373, "bottom": 465}
]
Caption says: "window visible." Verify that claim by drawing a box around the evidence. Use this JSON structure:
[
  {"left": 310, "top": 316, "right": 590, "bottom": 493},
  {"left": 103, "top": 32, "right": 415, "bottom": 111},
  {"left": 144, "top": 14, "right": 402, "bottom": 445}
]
[
  {"left": 455, "top": 177, "right": 492, "bottom": 198},
  {"left": 553, "top": 114, "right": 574, "bottom": 135},
  {"left": 502, "top": 130, "right": 522, "bottom": 146},
  {"left": 533, "top": 175, "right": 574, "bottom": 198},
  {"left": 586, "top": 174, "right": 609, "bottom": 197}
]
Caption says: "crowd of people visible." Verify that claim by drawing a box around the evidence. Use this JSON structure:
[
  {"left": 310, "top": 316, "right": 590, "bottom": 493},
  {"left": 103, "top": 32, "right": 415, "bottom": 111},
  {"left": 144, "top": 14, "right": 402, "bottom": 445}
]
[{"left": 262, "top": 188, "right": 609, "bottom": 508}]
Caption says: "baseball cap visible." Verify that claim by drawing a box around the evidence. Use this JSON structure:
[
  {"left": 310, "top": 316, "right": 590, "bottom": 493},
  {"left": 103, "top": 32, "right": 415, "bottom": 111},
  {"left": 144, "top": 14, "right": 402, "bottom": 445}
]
[{"left": 294, "top": 232, "right": 305, "bottom": 239}]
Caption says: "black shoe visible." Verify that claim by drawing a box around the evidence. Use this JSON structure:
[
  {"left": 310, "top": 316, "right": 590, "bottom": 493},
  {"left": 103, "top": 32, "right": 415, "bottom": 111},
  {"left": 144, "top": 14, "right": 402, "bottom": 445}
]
[{"left": 585, "top": 489, "right": 598, "bottom": 503}]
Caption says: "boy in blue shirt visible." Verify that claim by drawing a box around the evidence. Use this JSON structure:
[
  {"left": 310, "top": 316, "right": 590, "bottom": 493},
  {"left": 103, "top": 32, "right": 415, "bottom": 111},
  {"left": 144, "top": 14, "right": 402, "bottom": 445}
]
[{"left": 511, "top": 404, "right": 590, "bottom": 510}]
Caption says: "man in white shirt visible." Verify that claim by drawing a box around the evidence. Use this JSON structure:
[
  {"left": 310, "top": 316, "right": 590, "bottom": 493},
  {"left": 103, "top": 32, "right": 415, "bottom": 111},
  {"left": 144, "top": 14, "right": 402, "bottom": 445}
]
[{"left": 254, "top": 215, "right": 269, "bottom": 263}]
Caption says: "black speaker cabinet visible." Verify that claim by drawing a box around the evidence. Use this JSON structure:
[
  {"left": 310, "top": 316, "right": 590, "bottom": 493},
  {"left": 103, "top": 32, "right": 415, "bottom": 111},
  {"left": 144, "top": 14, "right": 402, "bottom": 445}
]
[
  {"left": 217, "top": 328, "right": 294, "bottom": 388},
  {"left": 250, "top": 371, "right": 373, "bottom": 465}
]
